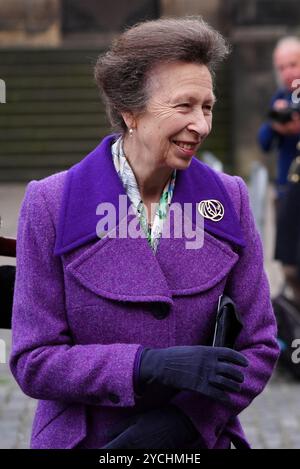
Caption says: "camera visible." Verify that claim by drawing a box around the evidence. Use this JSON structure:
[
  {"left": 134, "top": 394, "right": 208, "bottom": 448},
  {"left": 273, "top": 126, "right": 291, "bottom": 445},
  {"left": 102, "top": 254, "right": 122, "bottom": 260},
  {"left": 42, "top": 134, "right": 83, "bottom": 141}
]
[{"left": 268, "top": 102, "right": 300, "bottom": 124}]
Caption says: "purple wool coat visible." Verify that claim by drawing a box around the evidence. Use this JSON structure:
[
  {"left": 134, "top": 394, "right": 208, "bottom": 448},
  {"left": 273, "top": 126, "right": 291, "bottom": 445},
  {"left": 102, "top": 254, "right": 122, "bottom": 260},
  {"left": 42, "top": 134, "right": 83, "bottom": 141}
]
[{"left": 10, "top": 134, "right": 280, "bottom": 449}]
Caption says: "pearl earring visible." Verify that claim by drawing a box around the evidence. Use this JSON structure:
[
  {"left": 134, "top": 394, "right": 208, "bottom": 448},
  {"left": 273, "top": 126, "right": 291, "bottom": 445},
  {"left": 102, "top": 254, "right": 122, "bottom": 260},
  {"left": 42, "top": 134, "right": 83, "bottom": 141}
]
[{"left": 129, "top": 128, "right": 134, "bottom": 136}]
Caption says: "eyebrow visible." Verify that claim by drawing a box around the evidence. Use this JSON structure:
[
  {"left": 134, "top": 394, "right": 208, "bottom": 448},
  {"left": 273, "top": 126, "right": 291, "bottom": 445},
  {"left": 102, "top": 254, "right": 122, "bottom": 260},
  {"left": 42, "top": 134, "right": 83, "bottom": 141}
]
[
  {"left": 171, "top": 94, "right": 217, "bottom": 105},
  {"left": 208, "top": 94, "right": 217, "bottom": 105}
]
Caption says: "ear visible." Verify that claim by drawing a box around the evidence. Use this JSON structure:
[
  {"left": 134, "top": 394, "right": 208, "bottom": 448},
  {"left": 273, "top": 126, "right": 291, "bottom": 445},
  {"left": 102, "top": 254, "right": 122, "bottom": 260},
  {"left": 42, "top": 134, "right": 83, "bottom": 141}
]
[{"left": 120, "top": 111, "right": 137, "bottom": 131}]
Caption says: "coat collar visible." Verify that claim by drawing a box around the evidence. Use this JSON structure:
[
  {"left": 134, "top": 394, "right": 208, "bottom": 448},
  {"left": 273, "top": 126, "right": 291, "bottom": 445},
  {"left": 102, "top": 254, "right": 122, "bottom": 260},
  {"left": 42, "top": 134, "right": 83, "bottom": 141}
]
[{"left": 54, "top": 134, "right": 245, "bottom": 258}]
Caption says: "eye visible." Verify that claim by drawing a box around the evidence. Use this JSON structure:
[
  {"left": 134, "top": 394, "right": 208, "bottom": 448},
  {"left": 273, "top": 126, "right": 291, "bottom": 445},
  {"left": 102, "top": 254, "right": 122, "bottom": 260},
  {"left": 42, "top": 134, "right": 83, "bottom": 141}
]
[
  {"left": 175, "top": 103, "right": 191, "bottom": 109},
  {"left": 203, "top": 104, "right": 213, "bottom": 112}
]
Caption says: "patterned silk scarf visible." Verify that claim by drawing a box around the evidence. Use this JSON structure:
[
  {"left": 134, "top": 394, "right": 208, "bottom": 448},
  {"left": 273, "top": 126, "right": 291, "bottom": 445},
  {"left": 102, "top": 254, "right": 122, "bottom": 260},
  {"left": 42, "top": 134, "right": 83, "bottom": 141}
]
[{"left": 111, "top": 136, "right": 176, "bottom": 254}]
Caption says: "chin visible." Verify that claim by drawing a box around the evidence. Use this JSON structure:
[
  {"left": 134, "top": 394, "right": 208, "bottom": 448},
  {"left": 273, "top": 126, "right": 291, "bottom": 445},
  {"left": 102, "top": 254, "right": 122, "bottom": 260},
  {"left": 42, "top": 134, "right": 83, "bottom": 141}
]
[
  {"left": 176, "top": 156, "right": 193, "bottom": 167},
  {"left": 173, "top": 157, "right": 193, "bottom": 169}
]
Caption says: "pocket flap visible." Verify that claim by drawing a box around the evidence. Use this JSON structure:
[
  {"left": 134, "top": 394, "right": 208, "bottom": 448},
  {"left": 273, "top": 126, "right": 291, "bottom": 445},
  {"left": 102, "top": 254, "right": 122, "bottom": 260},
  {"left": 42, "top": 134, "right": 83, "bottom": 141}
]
[{"left": 31, "top": 401, "right": 86, "bottom": 449}]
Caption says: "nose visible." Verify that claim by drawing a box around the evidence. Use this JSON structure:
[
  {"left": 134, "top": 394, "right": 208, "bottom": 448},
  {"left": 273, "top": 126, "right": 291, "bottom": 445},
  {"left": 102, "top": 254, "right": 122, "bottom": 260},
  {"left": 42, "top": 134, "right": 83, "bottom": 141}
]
[{"left": 186, "top": 109, "right": 211, "bottom": 138}]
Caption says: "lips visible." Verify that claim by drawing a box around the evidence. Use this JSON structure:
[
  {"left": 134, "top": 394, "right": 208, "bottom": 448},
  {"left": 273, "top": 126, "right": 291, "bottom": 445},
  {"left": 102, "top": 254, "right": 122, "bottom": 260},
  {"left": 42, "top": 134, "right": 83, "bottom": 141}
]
[
  {"left": 173, "top": 140, "right": 198, "bottom": 150},
  {"left": 172, "top": 140, "right": 199, "bottom": 157}
]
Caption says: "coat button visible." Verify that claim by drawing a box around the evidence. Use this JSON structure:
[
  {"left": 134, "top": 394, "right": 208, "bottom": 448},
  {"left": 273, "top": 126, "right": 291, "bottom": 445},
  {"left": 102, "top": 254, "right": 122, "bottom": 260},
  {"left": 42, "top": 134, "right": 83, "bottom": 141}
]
[
  {"left": 150, "top": 303, "right": 170, "bottom": 320},
  {"left": 107, "top": 392, "right": 120, "bottom": 404}
]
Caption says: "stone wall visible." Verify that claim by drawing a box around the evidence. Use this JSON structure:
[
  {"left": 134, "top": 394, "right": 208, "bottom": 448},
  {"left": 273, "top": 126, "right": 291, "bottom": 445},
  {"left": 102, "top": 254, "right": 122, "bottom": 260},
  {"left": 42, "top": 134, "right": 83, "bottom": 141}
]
[
  {"left": 162, "top": 0, "right": 300, "bottom": 178},
  {"left": 0, "top": 0, "right": 61, "bottom": 47},
  {"left": 1, "top": 0, "right": 300, "bottom": 177},
  {"left": 221, "top": 0, "right": 300, "bottom": 177}
]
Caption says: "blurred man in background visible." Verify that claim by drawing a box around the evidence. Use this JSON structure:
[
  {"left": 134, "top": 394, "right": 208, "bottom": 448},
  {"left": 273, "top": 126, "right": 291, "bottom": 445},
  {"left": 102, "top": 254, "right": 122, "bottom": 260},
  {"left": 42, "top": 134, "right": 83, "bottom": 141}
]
[
  {"left": 258, "top": 36, "right": 300, "bottom": 307},
  {"left": 258, "top": 36, "right": 300, "bottom": 206}
]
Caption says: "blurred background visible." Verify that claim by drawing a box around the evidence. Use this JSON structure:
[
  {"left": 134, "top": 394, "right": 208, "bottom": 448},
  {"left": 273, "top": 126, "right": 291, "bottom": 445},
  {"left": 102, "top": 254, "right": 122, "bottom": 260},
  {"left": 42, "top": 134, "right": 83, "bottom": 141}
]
[{"left": 1, "top": 0, "right": 300, "bottom": 449}]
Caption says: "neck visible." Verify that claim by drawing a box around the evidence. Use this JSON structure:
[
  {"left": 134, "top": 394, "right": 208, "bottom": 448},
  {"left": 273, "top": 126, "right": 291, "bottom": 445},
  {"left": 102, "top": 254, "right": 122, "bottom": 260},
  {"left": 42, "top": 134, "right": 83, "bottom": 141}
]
[{"left": 122, "top": 135, "right": 173, "bottom": 202}]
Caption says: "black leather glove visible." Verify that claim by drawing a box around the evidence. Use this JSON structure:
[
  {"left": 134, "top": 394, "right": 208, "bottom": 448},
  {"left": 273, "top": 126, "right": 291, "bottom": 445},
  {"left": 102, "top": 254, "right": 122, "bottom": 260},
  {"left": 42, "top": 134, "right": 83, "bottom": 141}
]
[
  {"left": 138, "top": 345, "right": 249, "bottom": 403},
  {"left": 101, "top": 404, "right": 200, "bottom": 449}
]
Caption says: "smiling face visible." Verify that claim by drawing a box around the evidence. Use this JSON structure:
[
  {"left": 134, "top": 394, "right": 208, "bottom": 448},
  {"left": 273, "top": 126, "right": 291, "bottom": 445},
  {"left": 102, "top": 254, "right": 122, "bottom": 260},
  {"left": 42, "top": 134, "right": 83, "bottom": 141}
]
[{"left": 123, "top": 61, "right": 215, "bottom": 171}]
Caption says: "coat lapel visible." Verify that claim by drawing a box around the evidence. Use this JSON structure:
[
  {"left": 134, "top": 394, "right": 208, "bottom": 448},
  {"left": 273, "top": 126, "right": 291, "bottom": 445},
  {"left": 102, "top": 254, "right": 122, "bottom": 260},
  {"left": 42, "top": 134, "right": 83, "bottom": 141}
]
[
  {"left": 54, "top": 134, "right": 245, "bottom": 303},
  {"left": 54, "top": 134, "right": 129, "bottom": 256}
]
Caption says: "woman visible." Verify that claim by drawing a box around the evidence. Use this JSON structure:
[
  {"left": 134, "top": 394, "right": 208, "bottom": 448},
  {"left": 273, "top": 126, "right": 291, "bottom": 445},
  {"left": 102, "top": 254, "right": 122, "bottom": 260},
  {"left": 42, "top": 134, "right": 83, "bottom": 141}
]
[{"left": 10, "top": 17, "right": 279, "bottom": 449}]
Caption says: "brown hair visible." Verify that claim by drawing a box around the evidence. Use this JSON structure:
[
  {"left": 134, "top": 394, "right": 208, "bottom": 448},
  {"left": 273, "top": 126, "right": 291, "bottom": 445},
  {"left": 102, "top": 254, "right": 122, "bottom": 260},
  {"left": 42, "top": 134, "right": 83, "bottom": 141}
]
[{"left": 94, "top": 16, "right": 230, "bottom": 134}]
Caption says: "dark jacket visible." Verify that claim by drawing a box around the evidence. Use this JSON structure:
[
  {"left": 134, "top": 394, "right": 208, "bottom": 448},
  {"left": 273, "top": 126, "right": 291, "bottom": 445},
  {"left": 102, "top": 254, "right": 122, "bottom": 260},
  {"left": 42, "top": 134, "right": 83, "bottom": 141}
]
[
  {"left": 258, "top": 88, "right": 300, "bottom": 195},
  {"left": 0, "top": 235, "right": 16, "bottom": 329}
]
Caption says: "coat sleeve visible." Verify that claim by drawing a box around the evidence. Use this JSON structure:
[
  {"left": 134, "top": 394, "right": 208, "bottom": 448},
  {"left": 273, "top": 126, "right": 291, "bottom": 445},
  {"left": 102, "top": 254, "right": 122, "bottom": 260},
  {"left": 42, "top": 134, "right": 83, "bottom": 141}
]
[
  {"left": 9, "top": 180, "right": 143, "bottom": 407},
  {"left": 257, "top": 90, "right": 283, "bottom": 152},
  {"left": 169, "top": 175, "right": 280, "bottom": 448},
  {"left": 257, "top": 122, "right": 278, "bottom": 152}
]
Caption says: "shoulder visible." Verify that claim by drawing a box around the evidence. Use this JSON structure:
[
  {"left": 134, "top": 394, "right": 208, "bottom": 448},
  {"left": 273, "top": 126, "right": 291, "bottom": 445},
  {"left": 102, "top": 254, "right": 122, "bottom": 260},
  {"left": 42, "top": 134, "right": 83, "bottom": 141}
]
[
  {"left": 213, "top": 169, "right": 249, "bottom": 223},
  {"left": 217, "top": 170, "right": 258, "bottom": 246},
  {"left": 32, "top": 169, "right": 67, "bottom": 196},
  {"left": 21, "top": 170, "right": 68, "bottom": 227},
  {"left": 191, "top": 157, "right": 252, "bottom": 236}
]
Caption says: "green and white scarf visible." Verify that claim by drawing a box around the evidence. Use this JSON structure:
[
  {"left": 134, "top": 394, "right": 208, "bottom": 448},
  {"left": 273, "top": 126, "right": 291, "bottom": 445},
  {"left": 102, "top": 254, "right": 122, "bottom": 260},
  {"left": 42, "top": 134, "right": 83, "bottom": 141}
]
[{"left": 111, "top": 136, "right": 176, "bottom": 254}]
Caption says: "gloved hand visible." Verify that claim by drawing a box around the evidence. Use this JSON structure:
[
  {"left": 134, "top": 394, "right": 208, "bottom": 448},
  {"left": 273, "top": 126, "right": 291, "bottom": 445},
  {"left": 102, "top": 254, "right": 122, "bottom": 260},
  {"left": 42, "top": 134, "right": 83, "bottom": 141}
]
[
  {"left": 101, "top": 404, "right": 200, "bottom": 449},
  {"left": 137, "top": 345, "right": 249, "bottom": 403}
]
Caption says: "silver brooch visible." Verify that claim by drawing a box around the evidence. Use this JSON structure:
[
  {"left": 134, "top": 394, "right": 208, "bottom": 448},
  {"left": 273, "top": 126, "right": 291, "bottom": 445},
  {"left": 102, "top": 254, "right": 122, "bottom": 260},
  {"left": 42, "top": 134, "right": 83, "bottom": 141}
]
[{"left": 198, "top": 199, "right": 224, "bottom": 222}]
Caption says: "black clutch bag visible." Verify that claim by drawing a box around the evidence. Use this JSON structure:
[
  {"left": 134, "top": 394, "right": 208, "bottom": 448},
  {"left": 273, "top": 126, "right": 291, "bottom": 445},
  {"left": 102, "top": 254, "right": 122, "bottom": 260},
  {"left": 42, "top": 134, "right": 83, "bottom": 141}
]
[{"left": 212, "top": 294, "right": 243, "bottom": 349}]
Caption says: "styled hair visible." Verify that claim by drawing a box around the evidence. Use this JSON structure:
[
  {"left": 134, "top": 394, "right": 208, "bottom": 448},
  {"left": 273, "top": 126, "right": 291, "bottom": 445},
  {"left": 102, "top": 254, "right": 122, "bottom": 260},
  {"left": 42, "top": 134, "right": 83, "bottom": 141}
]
[{"left": 94, "top": 16, "right": 230, "bottom": 134}]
